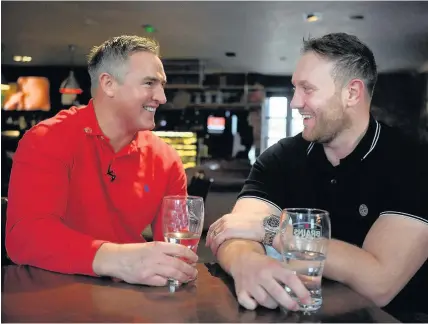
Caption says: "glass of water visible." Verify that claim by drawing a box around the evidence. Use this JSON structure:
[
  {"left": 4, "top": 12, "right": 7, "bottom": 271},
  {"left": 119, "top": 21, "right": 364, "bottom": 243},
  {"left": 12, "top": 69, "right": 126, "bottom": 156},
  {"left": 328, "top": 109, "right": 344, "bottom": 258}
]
[
  {"left": 279, "top": 208, "right": 331, "bottom": 312},
  {"left": 161, "top": 195, "right": 204, "bottom": 292}
]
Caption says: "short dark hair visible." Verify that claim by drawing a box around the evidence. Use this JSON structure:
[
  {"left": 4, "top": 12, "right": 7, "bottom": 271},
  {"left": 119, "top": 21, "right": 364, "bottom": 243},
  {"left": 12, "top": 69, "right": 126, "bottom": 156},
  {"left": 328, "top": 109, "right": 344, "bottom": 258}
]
[
  {"left": 303, "top": 33, "right": 377, "bottom": 97},
  {"left": 87, "top": 35, "right": 160, "bottom": 93}
]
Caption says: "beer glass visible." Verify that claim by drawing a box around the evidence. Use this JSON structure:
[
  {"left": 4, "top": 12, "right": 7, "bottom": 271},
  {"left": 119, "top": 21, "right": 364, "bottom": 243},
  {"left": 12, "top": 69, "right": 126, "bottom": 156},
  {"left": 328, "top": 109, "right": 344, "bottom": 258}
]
[
  {"left": 279, "top": 208, "right": 331, "bottom": 312},
  {"left": 162, "top": 195, "right": 204, "bottom": 292}
]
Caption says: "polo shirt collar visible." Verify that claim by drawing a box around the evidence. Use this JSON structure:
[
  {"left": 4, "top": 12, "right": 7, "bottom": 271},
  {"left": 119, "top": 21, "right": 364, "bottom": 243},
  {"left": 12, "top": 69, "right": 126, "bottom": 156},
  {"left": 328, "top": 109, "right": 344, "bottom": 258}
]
[
  {"left": 81, "top": 99, "right": 147, "bottom": 151},
  {"left": 344, "top": 114, "right": 381, "bottom": 163},
  {"left": 307, "top": 115, "right": 381, "bottom": 166},
  {"left": 82, "top": 99, "right": 104, "bottom": 136}
]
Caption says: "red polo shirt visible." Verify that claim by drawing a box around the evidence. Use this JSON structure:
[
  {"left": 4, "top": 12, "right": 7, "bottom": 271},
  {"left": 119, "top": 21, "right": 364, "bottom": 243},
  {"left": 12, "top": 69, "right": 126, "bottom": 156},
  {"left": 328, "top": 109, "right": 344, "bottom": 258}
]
[{"left": 6, "top": 100, "right": 187, "bottom": 276}]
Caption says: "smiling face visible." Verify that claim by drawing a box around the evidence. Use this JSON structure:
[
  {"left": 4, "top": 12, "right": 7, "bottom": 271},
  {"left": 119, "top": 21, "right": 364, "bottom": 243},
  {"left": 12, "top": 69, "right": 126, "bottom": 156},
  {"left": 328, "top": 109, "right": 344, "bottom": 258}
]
[
  {"left": 109, "top": 51, "right": 167, "bottom": 132},
  {"left": 290, "top": 52, "right": 350, "bottom": 144}
]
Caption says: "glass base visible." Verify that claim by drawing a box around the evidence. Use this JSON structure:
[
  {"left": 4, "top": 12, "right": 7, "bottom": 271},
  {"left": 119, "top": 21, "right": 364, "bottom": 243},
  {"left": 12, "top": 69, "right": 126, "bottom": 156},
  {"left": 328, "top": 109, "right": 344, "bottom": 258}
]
[
  {"left": 295, "top": 297, "right": 322, "bottom": 312},
  {"left": 285, "top": 285, "right": 322, "bottom": 312},
  {"left": 168, "top": 278, "right": 180, "bottom": 293},
  {"left": 281, "top": 306, "right": 322, "bottom": 323}
]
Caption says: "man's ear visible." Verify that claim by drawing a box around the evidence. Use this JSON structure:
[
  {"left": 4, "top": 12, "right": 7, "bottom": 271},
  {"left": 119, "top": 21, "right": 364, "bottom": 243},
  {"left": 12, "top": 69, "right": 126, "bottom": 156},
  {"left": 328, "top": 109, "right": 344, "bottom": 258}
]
[
  {"left": 99, "top": 73, "right": 116, "bottom": 98},
  {"left": 345, "top": 79, "right": 365, "bottom": 107}
]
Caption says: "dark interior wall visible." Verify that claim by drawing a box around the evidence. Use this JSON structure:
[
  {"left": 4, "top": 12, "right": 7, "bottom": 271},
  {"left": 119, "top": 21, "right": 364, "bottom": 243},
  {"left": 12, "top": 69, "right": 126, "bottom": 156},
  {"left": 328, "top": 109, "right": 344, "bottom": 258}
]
[{"left": 371, "top": 72, "right": 428, "bottom": 141}]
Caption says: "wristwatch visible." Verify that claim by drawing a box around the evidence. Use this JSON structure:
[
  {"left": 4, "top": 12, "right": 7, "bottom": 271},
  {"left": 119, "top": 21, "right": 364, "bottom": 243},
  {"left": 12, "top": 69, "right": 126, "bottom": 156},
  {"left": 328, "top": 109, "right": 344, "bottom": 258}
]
[{"left": 262, "top": 214, "right": 280, "bottom": 246}]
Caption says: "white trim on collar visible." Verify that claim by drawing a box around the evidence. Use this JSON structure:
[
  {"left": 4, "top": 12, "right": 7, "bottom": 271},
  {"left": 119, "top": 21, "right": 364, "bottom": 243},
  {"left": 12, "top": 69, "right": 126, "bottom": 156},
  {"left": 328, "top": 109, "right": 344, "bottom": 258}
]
[
  {"left": 379, "top": 211, "right": 428, "bottom": 225},
  {"left": 305, "top": 120, "right": 382, "bottom": 160},
  {"left": 361, "top": 120, "right": 381, "bottom": 160},
  {"left": 306, "top": 142, "right": 315, "bottom": 155}
]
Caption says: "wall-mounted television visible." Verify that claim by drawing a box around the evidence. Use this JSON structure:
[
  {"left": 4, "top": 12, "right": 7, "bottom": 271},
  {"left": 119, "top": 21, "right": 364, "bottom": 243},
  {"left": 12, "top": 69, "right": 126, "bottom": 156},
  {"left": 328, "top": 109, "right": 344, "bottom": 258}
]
[
  {"left": 207, "top": 116, "right": 226, "bottom": 134},
  {"left": 1, "top": 76, "right": 51, "bottom": 111}
]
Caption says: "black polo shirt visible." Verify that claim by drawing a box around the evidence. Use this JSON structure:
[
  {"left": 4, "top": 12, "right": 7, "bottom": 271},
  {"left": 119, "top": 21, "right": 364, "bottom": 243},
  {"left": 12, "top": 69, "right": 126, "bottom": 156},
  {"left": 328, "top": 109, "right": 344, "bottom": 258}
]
[{"left": 238, "top": 115, "right": 428, "bottom": 316}]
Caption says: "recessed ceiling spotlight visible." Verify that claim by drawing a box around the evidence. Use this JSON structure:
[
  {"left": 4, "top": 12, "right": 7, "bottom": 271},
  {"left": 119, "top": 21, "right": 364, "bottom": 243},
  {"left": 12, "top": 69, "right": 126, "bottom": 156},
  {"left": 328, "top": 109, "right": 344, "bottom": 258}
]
[
  {"left": 280, "top": 56, "right": 287, "bottom": 61},
  {"left": 304, "top": 13, "right": 322, "bottom": 23},
  {"left": 349, "top": 15, "right": 365, "bottom": 20},
  {"left": 13, "top": 56, "right": 32, "bottom": 62},
  {"left": 225, "top": 52, "right": 236, "bottom": 57}
]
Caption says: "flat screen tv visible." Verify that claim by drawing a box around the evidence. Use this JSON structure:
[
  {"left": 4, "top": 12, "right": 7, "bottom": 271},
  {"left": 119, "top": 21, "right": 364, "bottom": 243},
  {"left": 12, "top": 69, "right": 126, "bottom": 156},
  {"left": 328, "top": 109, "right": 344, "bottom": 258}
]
[
  {"left": 1, "top": 76, "right": 51, "bottom": 111},
  {"left": 207, "top": 116, "right": 226, "bottom": 134}
]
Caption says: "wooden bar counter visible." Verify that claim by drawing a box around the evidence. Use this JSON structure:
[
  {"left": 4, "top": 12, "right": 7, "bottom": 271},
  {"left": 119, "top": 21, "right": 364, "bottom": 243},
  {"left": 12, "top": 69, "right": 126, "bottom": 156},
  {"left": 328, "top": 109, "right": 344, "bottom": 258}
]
[{"left": 2, "top": 263, "right": 399, "bottom": 323}]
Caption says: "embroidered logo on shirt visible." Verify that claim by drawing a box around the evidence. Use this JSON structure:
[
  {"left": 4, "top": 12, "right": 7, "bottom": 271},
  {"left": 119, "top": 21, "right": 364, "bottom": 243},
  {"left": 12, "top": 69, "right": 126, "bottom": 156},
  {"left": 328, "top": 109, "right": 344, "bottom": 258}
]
[
  {"left": 359, "top": 204, "right": 369, "bottom": 217},
  {"left": 144, "top": 184, "right": 150, "bottom": 192}
]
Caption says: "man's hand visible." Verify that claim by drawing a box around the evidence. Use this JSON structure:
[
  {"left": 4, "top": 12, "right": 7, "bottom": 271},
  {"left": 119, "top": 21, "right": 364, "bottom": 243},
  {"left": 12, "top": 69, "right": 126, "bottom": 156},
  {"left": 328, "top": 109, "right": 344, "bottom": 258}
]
[
  {"left": 229, "top": 251, "right": 311, "bottom": 310},
  {"left": 206, "top": 212, "right": 267, "bottom": 255},
  {"left": 93, "top": 242, "right": 198, "bottom": 286}
]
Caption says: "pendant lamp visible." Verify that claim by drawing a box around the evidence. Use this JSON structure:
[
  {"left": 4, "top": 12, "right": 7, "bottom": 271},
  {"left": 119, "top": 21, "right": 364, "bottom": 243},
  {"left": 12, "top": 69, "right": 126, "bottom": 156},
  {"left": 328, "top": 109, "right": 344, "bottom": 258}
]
[{"left": 60, "top": 45, "right": 82, "bottom": 104}]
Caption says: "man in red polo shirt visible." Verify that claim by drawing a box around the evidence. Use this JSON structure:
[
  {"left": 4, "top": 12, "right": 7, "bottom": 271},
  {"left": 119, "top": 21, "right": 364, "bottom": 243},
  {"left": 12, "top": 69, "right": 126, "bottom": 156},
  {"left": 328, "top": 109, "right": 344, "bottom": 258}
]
[{"left": 6, "top": 35, "right": 198, "bottom": 286}]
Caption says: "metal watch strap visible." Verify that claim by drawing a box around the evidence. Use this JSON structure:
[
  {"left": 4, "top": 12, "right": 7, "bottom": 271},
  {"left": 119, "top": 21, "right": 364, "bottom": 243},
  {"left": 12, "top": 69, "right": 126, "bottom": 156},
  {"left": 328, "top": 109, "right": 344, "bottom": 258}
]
[
  {"left": 262, "top": 214, "right": 280, "bottom": 246},
  {"left": 262, "top": 230, "right": 276, "bottom": 246}
]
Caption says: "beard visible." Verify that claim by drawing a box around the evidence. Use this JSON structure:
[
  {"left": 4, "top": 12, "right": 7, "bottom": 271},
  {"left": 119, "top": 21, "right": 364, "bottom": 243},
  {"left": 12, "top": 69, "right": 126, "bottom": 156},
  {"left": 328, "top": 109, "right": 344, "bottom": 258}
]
[{"left": 302, "top": 95, "right": 350, "bottom": 144}]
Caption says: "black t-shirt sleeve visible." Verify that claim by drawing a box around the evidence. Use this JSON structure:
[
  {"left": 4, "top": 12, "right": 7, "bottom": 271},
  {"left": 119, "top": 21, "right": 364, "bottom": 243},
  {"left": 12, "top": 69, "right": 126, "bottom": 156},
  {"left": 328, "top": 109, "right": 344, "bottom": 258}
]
[
  {"left": 238, "top": 137, "right": 305, "bottom": 211},
  {"left": 380, "top": 141, "right": 428, "bottom": 225}
]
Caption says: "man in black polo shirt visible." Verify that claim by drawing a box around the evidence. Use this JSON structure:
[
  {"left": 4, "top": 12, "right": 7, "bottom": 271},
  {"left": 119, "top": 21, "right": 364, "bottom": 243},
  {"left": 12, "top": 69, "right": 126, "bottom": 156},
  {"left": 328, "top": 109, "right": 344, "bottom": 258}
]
[{"left": 206, "top": 33, "right": 428, "bottom": 321}]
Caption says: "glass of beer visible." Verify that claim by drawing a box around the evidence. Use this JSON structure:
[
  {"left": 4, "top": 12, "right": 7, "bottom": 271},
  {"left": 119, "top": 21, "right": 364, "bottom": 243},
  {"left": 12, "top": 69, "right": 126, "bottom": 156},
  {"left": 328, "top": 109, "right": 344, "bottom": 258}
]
[
  {"left": 279, "top": 208, "right": 331, "bottom": 312},
  {"left": 161, "top": 195, "right": 204, "bottom": 292}
]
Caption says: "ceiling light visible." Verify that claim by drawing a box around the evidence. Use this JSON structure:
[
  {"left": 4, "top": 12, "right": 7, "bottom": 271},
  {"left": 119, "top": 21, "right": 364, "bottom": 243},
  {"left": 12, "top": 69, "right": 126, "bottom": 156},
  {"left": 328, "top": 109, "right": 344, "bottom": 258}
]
[
  {"left": 60, "top": 71, "right": 82, "bottom": 95},
  {"left": 60, "top": 45, "right": 83, "bottom": 100},
  {"left": 13, "top": 55, "right": 32, "bottom": 63},
  {"left": 305, "top": 13, "right": 322, "bottom": 22}
]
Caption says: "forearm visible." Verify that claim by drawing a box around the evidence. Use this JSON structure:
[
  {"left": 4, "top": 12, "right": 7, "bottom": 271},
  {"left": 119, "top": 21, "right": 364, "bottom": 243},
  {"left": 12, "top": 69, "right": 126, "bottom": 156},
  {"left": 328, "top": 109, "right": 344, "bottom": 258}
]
[
  {"left": 6, "top": 217, "right": 108, "bottom": 276},
  {"left": 323, "top": 239, "right": 386, "bottom": 305},
  {"left": 92, "top": 242, "right": 121, "bottom": 277},
  {"left": 216, "top": 239, "right": 265, "bottom": 275}
]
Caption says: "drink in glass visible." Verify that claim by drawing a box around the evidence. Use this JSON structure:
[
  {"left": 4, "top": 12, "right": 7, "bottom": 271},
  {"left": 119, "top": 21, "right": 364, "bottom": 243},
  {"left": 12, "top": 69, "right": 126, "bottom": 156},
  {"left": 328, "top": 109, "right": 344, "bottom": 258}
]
[
  {"left": 161, "top": 195, "right": 204, "bottom": 291},
  {"left": 279, "top": 208, "right": 331, "bottom": 312},
  {"left": 164, "top": 232, "right": 200, "bottom": 254}
]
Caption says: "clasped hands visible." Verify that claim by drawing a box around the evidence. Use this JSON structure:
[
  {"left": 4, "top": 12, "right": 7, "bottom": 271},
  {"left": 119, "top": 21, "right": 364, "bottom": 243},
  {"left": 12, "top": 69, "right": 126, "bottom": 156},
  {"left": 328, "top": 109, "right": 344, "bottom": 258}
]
[
  {"left": 206, "top": 212, "right": 275, "bottom": 255},
  {"left": 206, "top": 212, "right": 311, "bottom": 311}
]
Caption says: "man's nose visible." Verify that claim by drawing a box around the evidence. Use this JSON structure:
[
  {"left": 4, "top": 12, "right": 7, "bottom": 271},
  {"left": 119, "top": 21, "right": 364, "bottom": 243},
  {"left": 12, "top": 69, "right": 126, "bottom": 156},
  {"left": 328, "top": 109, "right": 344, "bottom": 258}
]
[
  {"left": 153, "top": 87, "right": 167, "bottom": 105},
  {"left": 290, "top": 91, "right": 304, "bottom": 110}
]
